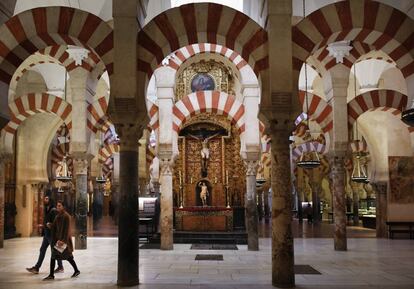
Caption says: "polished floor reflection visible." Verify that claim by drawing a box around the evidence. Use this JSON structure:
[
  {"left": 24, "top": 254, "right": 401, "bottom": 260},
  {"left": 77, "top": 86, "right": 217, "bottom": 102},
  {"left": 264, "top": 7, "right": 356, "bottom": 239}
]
[{"left": 1, "top": 237, "right": 414, "bottom": 289}]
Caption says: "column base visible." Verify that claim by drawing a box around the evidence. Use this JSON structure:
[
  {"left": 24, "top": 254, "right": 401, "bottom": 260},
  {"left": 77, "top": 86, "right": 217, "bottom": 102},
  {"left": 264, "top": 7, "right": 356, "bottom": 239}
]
[
  {"left": 272, "top": 282, "right": 295, "bottom": 288},
  {"left": 160, "top": 245, "right": 174, "bottom": 250},
  {"left": 117, "top": 279, "right": 140, "bottom": 286}
]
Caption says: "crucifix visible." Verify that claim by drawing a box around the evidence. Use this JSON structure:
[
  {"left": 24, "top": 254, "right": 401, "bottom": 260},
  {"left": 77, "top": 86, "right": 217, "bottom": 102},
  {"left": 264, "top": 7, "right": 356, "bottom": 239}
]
[{"left": 188, "top": 132, "right": 220, "bottom": 177}]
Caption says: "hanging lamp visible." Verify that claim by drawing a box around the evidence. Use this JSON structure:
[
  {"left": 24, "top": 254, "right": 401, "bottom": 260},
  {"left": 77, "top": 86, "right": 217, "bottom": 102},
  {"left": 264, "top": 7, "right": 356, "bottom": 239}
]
[
  {"left": 350, "top": 63, "right": 368, "bottom": 183},
  {"left": 297, "top": 0, "right": 320, "bottom": 169},
  {"left": 56, "top": 69, "right": 72, "bottom": 182}
]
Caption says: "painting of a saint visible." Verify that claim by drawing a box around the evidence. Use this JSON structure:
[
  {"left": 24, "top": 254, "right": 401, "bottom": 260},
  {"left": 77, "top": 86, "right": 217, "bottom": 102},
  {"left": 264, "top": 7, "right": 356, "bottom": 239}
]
[{"left": 191, "top": 73, "right": 215, "bottom": 92}]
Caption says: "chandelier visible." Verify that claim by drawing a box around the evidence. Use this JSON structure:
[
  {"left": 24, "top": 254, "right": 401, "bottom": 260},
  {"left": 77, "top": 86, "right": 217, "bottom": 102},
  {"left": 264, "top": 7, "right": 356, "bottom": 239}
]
[
  {"left": 56, "top": 70, "right": 72, "bottom": 182},
  {"left": 297, "top": 0, "right": 320, "bottom": 170},
  {"left": 350, "top": 63, "right": 368, "bottom": 183},
  {"left": 401, "top": 108, "right": 414, "bottom": 126}
]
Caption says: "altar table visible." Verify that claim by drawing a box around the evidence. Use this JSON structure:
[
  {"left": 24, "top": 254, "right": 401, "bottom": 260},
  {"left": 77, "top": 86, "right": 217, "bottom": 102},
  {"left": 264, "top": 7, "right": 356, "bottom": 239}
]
[{"left": 174, "top": 207, "right": 233, "bottom": 231}]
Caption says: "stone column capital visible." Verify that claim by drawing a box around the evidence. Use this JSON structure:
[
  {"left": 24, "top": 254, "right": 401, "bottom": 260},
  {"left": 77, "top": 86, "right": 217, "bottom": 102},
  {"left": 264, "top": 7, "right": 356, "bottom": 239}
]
[
  {"left": 73, "top": 158, "right": 90, "bottom": 175},
  {"left": 327, "top": 149, "right": 347, "bottom": 175},
  {"left": 159, "top": 156, "right": 174, "bottom": 176},
  {"left": 244, "top": 160, "right": 259, "bottom": 176},
  {"left": 114, "top": 122, "right": 144, "bottom": 152}
]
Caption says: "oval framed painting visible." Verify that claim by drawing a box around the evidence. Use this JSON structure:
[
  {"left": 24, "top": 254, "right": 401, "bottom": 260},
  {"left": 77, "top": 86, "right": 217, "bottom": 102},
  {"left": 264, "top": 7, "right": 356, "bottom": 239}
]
[{"left": 191, "top": 73, "right": 215, "bottom": 92}]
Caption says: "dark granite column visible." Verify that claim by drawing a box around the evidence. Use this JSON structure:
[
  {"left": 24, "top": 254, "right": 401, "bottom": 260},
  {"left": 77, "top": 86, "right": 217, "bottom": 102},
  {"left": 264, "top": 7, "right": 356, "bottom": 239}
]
[
  {"left": 115, "top": 123, "right": 141, "bottom": 286},
  {"left": 328, "top": 149, "right": 347, "bottom": 251},
  {"left": 73, "top": 157, "right": 89, "bottom": 249},
  {"left": 270, "top": 124, "right": 295, "bottom": 287},
  {"left": 263, "top": 186, "right": 270, "bottom": 224},
  {"left": 0, "top": 159, "right": 5, "bottom": 248},
  {"left": 245, "top": 159, "right": 259, "bottom": 251},
  {"left": 372, "top": 182, "right": 387, "bottom": 238},
  {"left": 351, "top": 181, "right": 360, "bottom": 226},
  {"left": 310, "top": 169, "right": 322, "bottom": 224}
]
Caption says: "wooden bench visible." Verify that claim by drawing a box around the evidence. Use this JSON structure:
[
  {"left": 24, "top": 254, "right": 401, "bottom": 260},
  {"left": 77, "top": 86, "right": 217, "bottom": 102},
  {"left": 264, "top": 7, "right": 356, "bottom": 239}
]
[{"left": 386, "top": 221, "right": 414, "bottom": 239}]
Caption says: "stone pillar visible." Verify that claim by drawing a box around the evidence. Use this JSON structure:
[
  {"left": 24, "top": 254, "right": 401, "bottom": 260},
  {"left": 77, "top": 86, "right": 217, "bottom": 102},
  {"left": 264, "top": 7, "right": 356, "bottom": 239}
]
[
  {"left": 328, "top": 149, "right": 347, "bottom": 251},
  {"left": 324, "top": 63, "right": 350, "bottom": 251},
  {"left": 262, "top": 0, "right": 294, "bottom": 286},
  {"left": 270, "top": 124, "right": 295, "bottom": 287},
  {"left": 0, "top": 159, "right": 5, "bottom": 248},
  {"left": 350, "top": 181, "right": 360, "bottom": 226},
  {"left": 115, "top": 123, "right": 141, "bottom": 286},
  {"left": 159, "top": 151, "right": 174, "bottom": 250},
  {"left": 152, "top": 180, "right": 160, "bottom": 197},
  {"left": 72, "top": 156, "right": 90, "bottom": 249},
  {"left": 372, "top": 181, "right": 387, "bottom": 238},
  {"left": 263, "top": 187, "right": 270, "bottom": 223},
  {"left": 310, "top": 169, "right": 322, "bottom": 224},
  {"left": 244, "top": 159, "right": 259, "bottom": 251}
]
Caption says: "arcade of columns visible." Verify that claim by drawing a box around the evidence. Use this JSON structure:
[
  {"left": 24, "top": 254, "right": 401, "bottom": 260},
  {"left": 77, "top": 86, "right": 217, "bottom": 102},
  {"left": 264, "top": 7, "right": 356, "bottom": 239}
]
[{"left": 0, "top": 0, "right": 413, "bottom": 288}]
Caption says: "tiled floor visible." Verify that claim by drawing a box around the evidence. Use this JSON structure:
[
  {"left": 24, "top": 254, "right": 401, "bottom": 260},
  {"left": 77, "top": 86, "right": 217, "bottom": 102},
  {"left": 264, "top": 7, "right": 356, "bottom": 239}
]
[{"left": 1, "top": 237, "right": 413, "bottom": 288}]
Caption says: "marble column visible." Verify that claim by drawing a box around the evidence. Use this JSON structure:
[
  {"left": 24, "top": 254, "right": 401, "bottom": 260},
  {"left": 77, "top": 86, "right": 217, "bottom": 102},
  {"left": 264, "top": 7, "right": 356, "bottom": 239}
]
[
  {"left": 351, "top": 181, "right": 360, "bottom": 226},
  {"left": 324, "top": 63, "right": 350, "bottom": 251},
  {"left": 245, "top": 159, "right": 259, "bottom": 251},
  {"left": 115, "top": 123, "right": 141, "bottom": 286},
  {"left": 372, "top": 182, "right": 387, "bottom": 238},
  {"left": 159, "top": 152, "right": 174, "bottom": 250},
  {"left": 270, "top": 124, "right": 295, "bottom": 287},
  {"left": 328, "top": 149, "right": 347, "bottom": 251},
  {"left": 0, "top": 159, "right": 5, "bottom": 248},
  {"left": 263, "top": 187, "right": 270, "bottom": 224},
  {"left": 72, "top": 156, "right": 89, "bottom": 249},
  {"left": 311, "top": 169, "right": 322, "bottom": 224}
]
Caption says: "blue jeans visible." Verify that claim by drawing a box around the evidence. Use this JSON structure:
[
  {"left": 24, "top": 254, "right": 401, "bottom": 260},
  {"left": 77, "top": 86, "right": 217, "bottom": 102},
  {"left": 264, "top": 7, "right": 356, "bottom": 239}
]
[{"left": 35, "top": 236, "right": 63, "bottom": 270}]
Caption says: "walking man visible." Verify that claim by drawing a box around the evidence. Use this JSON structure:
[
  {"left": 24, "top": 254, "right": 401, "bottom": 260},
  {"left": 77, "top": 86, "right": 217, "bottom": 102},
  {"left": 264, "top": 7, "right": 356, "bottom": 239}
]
[
  {"left": 43, "top": 200, "right": 80, "bottom": 280},
  {"left": 26, "top": 195, "right": 64, "bottom": 274}
]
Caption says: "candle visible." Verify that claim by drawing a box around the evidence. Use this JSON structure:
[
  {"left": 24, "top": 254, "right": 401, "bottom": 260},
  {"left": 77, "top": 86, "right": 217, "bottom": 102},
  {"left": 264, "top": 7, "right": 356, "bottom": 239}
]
[
  {"left": 226, "top": 170, "right": 228, "bottom": 185},
  {"left": 179, "top": 170, "right": 182, "bottom": 185}
]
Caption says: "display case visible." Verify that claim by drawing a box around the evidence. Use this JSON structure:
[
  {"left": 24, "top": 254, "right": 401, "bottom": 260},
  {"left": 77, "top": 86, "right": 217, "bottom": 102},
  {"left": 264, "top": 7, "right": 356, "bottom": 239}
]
[{"left": 359, "top": 198, "right": 376, "bottom": 229}]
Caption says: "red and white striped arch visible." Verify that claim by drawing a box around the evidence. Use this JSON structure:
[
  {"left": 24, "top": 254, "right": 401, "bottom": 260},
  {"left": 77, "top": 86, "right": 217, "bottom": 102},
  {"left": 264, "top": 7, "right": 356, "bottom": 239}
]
[
  {"left": 137, "top": 3, "right": 268, "bottom": 98},
  {"left": 147, "top": 103, "right": 159, "bottom": 131},
  {"left": 1, "top": 92, "right": 72, "bottom": 153},
  {"left": 291, "top": 141, "right": 326, "bottom": 162},
  {"left": 165, "top": 43, "right": 248, "bottom": 73},
  {"left": 172, "top": 91, "right": 245, "bottom": 134},
  {"left": 12, "top": 45, "right": 105, "bottom": 85},
  {"left": 292, "top": 1, "right": 414, "bottom": 94},
  {"left": 298, "top": 90, "right": 333, "bottom": 134},
  {"left": 87, "top": 96, "right": 109, "bottom": 133},
  {"left": 347, "top": 89, "right": 408, "bottom": 127},
  {"left": 0, "top": 7, "right": 113, "bottom": 85},
  {"left": 98, "top": 143, "right": 119, "bottom": 164}
]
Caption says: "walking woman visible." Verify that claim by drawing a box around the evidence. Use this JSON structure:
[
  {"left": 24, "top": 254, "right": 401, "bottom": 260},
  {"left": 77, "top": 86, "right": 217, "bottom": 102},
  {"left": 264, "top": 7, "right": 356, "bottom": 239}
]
[{"left": 43, "top": 200, "right": 80, "bottom": 280}]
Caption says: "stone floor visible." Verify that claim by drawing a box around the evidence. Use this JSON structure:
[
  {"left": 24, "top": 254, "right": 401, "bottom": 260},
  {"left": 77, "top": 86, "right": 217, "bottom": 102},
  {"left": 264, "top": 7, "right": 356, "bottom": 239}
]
[{"left": 1, "top": 237, "right": 414, "bottom": 289}]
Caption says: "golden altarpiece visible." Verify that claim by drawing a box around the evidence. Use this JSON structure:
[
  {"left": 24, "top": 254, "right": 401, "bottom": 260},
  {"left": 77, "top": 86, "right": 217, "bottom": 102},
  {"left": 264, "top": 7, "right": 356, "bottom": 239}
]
[{"left": 172, "top": 60, "right": 246, "bottom": 232}]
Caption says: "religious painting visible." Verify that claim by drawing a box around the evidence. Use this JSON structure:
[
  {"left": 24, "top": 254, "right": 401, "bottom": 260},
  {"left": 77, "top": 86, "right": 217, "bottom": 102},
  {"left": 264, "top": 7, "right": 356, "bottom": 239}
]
[
  {"left": 191, "top": 73, "right": 215, "bottom": 92},
  {"left": 389, "top": 156, "right": 414, "bottom": 204}
]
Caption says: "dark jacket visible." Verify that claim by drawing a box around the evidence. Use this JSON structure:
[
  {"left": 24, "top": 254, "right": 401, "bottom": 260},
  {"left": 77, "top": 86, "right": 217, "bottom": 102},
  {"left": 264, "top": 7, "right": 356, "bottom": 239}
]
[
  {"left": 51, "top": 210, "right": 74, "bottom": 259},
  {"left": 43, "top": 205, "right": 57, "bottom": 237}
]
